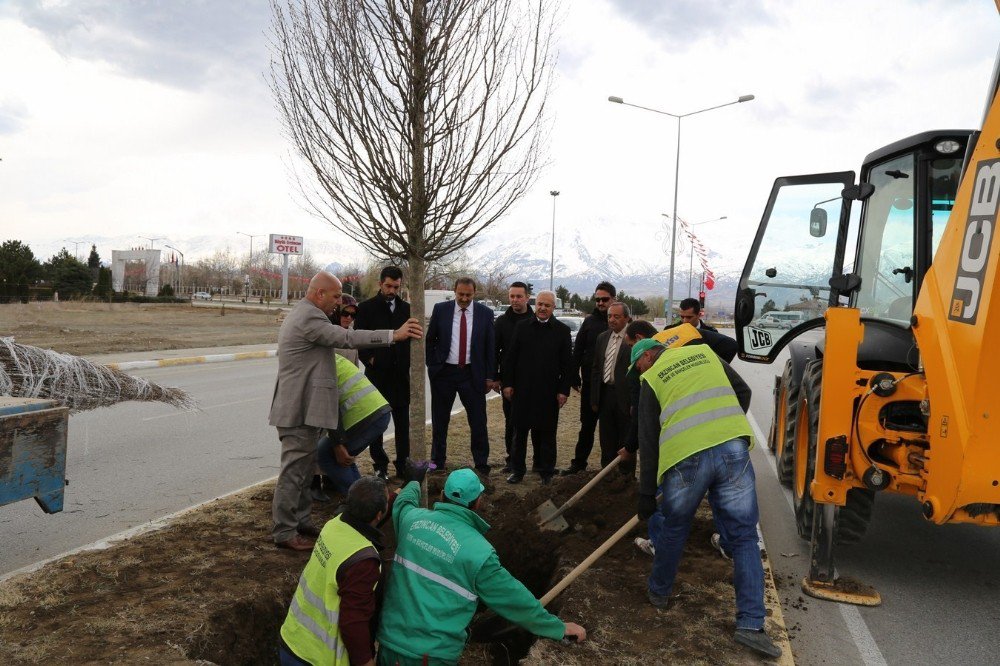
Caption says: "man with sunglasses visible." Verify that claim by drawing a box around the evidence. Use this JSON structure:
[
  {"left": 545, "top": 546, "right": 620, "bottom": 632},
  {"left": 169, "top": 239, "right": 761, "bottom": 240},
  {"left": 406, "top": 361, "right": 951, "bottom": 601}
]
[{"left": 562, "top": 281, "right": 615, "bottom": 475}]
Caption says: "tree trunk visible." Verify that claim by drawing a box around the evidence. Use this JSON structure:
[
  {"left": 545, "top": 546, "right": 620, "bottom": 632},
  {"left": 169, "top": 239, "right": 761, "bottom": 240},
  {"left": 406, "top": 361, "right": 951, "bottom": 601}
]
[{"left": 409, "top": 0, "right": 429, "bottom": 506}]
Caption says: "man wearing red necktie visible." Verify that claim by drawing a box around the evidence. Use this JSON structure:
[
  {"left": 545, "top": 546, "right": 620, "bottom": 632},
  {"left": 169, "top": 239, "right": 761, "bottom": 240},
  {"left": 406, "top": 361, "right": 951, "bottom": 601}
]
[{"left": 425, "top": 277, "right": 496, "bottom": 475}]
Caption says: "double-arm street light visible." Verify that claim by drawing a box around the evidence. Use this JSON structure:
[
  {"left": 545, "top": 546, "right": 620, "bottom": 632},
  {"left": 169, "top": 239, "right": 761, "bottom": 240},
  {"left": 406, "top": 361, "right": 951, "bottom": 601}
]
[
  {"left": 608, "top": 93, "right": 754, "bottom": 315},
  {"left": 62, "top": 239, "right": 85, "bottom": 261},
  {"left": 139, "top": 236, "right": 164, "bottom": 249},
  {"left": 549, "top": 190, "right": 560, "bottom": 292},
  {"left": 237, "top": 231, "right": 266, "bottom": 269}
]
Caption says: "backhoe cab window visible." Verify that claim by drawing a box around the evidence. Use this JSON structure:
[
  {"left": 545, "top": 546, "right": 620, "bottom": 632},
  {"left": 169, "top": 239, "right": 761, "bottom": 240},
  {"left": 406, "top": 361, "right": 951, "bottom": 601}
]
[{"left": 855, "top": 154, "right": 916, "bottom": 324}]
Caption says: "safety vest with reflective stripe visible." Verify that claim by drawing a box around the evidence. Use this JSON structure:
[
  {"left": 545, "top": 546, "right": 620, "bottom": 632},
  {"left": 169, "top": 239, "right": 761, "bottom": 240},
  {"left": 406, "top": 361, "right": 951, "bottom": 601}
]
[
  {"left": 280, "top": 515, "right": 378, "bottom": 666},
  {"left": 335, "top": 355, "right": 390, "bottom": 433},
  {"left": 640, "top": 345, "right": 753, "bottom": 485}
]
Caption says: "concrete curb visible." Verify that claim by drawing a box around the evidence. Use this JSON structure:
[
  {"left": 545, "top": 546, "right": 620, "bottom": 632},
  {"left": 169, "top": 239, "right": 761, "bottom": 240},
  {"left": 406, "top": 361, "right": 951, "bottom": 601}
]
[{"left": 105, "top": 349, "right": 276, "bottom": 371}]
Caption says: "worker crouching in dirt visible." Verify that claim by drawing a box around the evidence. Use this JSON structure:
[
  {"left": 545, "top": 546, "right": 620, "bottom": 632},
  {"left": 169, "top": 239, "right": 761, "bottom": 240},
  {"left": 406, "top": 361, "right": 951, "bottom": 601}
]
[
  {"left": 279, "top": 476, "right": 392, "bottom": 666},
  {"left": 315, "top": 354, "right": 393, "bottom": 497},
  {"left": 632, "top": 325, "right": 781, "bottom": 660},
  {"left": 376, "top": 468, "right": 587, "bottom": 665}
]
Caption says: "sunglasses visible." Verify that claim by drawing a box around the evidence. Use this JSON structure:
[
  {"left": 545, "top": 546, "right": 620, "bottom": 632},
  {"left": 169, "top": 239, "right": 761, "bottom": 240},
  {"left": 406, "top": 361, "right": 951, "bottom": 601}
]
[
  {"left": 340, "top": 310, "right": 357, "bottom": 318},
  {"left": 594, "top": 296, "right": 612, "bottom": 303}
]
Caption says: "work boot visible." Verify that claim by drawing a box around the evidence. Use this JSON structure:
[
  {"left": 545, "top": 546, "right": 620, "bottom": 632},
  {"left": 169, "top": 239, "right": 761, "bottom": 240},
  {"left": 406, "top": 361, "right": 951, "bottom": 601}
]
[
  {"left": 646, "top": 588, "right": 672, "bottom": 610},
  {"left": 310, "top": 475, "right": 330, "bottom": 503},
  {"left": 734, "top": 628, "right": 782, "bottom": 659}
]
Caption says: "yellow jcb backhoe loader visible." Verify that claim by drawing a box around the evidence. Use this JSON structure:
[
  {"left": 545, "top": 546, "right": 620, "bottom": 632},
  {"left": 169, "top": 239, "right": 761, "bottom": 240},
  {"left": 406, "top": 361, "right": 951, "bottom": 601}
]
[{"left": 734, "top": 44, "right": 1000, "bottom": 606}]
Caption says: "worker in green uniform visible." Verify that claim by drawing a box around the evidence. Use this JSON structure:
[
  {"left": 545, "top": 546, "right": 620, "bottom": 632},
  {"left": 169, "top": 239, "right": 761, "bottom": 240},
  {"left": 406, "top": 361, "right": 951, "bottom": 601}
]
[{"left": 376, "top": 468, "right": 586, "bottom": 665}]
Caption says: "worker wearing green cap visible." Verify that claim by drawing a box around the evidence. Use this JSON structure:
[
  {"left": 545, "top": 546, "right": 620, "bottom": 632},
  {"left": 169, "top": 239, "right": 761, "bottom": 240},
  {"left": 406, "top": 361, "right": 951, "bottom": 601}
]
[
  {"left": 630, "top": 326, "right": 780, "bottom": 659},
  {"left": 377, "top": 468, "right": 586, "bottom": 664}
]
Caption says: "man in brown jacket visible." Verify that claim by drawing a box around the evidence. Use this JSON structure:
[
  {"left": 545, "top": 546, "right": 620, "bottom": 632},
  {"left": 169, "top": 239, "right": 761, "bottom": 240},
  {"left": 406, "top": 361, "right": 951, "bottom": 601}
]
[{"left": 268, "top": 271, "right": 422, "bottom": 550}]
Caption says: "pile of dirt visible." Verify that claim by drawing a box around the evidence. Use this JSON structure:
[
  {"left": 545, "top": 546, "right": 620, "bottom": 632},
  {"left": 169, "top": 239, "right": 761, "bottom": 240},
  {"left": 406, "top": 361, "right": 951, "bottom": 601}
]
[{"left": 0, "top": 485, "right": 337, "bottom": 665}]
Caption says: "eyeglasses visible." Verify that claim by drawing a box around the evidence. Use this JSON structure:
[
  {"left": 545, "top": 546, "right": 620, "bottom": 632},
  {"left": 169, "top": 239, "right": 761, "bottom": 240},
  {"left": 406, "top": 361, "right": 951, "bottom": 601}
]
[
  {"left": 341, "top": 310, "right": 357, "bottom": 318},
  {"left": 594, "top": 296, "right": 611, "bottom": 303}
]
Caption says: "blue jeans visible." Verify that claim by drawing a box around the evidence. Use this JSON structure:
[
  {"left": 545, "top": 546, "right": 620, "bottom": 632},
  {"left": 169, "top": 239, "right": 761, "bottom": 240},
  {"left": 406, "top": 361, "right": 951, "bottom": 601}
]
[
  {"left": 317, "top": 412, "right": 392, "bottom": 495},
  {"left": 648, "top": 438, "right": 765, "bottom": 631}
]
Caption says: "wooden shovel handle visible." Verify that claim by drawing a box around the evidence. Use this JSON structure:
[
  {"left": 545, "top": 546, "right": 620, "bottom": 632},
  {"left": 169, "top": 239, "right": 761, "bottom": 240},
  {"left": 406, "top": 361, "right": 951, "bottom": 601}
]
[
  {"left": 539, "top": 456, "right": 623, "bottom": 526},
  {"left": 539, "top": 514, "right": 640, "bottom": 607}
]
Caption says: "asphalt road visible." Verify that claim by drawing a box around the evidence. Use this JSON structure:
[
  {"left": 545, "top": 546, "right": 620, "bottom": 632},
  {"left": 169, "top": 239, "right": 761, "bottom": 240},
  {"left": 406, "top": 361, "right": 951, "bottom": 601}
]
[{"left": 732, "top": 340, "right": 1000, "bottom": 666}]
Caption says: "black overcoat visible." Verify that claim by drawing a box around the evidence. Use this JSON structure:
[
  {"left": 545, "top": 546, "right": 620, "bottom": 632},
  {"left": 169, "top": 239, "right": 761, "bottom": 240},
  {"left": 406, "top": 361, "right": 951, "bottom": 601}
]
[{"left": 501, "top": 316, "right": 574, "bottom": 429}]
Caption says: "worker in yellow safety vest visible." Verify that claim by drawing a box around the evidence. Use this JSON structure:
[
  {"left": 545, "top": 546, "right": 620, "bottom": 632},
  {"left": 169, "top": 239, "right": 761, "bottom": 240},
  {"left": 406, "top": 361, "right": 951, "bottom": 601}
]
[
  {"left": 631, "top": 324, "right": 781, "bottom": 660},
  {"left": 317, "top": 355, "right": 393, "bottom": 496},
  {"left": 279, "top": 476, "right": 391, "bottom": 666}
]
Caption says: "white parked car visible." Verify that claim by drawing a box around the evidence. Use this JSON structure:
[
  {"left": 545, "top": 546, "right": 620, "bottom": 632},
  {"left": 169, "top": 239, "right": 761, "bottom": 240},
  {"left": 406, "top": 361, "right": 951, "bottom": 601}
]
[
  {"left": 559, "top": 316, "right": 585, "bottom": 344},
  {"left": 192, "top": 291, "right": 212, "bottom": 301}
]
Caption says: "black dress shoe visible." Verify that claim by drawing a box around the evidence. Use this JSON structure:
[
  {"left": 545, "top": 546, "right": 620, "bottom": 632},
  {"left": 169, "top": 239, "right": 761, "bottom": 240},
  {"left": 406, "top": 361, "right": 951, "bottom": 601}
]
[
  {"left": 374, "top": 468, "right": 389, "bottom": 482},
  {"left": 475, "top": 465, "right": 491, "bottom": 476},
  {"left": 506, "top": 473, "right": 524, "bottom": 484},
  {"left": 540, "top": 475, "right": 553, "bottom": 485},
  {"left": 560, "top": 464, "right": 586, "bottom": 476}
]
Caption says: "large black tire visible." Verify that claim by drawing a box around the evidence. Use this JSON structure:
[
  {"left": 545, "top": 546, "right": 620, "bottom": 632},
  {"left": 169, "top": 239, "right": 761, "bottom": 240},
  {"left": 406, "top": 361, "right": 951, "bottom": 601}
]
[
  {"left": 793, "top": 360, "right": 875, "bottom": 544},
  {"left": 774, "top": 359, "right": 797, "bottom": 487}
]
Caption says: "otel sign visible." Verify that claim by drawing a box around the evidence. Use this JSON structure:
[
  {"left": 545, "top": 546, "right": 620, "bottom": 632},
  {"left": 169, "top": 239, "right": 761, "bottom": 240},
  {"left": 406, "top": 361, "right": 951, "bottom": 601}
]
[{"left": 269, "top": 234, "right": 304, "bottom": 255}]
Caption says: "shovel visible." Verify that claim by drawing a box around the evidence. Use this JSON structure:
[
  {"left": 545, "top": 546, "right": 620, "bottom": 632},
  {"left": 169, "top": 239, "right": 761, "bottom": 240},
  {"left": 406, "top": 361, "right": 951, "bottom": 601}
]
[
  {"left": 479, "top": 512, "right": 642, "bottom": 642},
  {"left": 535, "top": 455, "right": 623, "bottom": 531}
]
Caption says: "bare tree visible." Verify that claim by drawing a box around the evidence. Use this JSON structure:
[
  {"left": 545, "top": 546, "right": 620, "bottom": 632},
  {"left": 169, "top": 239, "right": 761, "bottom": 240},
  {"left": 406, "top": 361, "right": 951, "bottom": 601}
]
[{"left": 271, "top": 0, "right": 556, "bottom": 463}]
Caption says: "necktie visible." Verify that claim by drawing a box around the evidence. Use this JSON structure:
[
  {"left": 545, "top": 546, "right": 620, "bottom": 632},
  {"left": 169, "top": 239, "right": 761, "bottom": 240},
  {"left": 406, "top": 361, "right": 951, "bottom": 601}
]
[
  {"left": 604, "top": 332, "right": 620, "bottom": 383},
  {"left": 458, "top": 308, "right": 468, "bottom": 368},
  {"left": 388, "top": 299, "right": 395, "bottom": 313}
]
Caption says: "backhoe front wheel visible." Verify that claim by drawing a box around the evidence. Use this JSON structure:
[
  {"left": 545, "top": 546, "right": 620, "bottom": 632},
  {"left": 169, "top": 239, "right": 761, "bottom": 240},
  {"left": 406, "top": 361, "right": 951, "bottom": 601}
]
[{"left": 792, "top": 359, "right": 875, "bottom": 544}]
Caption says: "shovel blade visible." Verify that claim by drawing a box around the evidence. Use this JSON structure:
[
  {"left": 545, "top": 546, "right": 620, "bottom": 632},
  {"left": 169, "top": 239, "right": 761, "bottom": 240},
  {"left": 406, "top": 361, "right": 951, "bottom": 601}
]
[{"left": 535, "top": 500, "right": 569, "bottom": 532}]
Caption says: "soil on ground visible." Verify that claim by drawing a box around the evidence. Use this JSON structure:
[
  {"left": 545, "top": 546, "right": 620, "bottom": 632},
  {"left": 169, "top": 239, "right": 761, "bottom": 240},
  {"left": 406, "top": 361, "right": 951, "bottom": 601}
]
[
  {"left": 2, "top": 301, "right": 280, "bottom": 355},
  {"left": 0, "top": 307, "right": 786, "bottom": 664}
]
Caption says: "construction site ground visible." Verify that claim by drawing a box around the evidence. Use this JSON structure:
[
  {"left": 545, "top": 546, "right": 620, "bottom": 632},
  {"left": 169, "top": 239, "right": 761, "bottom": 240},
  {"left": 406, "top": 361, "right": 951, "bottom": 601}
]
[{"left": 0, "top": 302, "right": 789, "bottom": 664}]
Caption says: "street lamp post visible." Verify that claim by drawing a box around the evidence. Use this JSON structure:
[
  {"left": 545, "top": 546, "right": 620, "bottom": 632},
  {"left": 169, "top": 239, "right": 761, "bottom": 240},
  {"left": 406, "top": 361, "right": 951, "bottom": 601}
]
[
  {"left": 237, "top": 232, "right": 266, "bottom": 298},
  {"left": 549, "top": 190, "right": 560, "bottom": 292},
  {"left": 164, "top": 244, "right": 184, "bottom": 295},
  {"left": 62, "top": 239, "right": 84, "bottom": 260},
  {"left": 608, "top": 93, "right": 753, "bottom": 316},
  {"left": 139, "top": 236, "right": 164, "bottom": 249}
]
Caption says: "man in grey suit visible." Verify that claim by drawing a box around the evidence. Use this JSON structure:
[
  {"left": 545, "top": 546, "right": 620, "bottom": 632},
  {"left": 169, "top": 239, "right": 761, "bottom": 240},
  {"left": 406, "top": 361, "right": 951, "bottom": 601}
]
[
  {"left": 590, "top": 302, "right": 632, "bottom": 471},
  {"left": 269, "top": 271, "right": 422, "bottom": 551}
]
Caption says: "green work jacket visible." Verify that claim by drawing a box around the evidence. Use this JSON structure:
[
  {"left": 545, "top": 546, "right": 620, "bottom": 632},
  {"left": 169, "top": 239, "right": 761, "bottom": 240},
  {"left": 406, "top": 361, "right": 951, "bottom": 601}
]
[{"left": 376, "top": 482, "right": 564, "bottom": 663}]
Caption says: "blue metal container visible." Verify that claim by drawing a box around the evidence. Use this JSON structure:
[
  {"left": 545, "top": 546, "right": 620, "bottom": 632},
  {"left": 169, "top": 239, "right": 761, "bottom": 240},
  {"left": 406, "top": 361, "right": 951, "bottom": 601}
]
[{"left": 0, "top": 397, "right": 70, "bottom": 513}]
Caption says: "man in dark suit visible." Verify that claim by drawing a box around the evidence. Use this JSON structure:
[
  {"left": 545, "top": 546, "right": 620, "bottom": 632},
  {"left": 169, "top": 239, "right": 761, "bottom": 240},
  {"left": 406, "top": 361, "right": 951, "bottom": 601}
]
[
  {"left": 493, "top": 281, "right": 533, "bottom": 473},
  {"left": 590, "top": 302, "right": 633, "bottom": 471},
  {"left": 677, "top": 297, "right": 718, "bottom": 332},
  {"left": 354, "top": 265, "right": 411, "bottom": 480},
  {"left": 269, "top": 271, "right": 422, "bottom": 551},
  {"left": 501, "top": 290, "right": 573, "bottom": 484},
  {"left": 426, "top": 277, "right": 496, "bottom": 473},
  {"left": 562, "top": 281, "right": 615, "bottom": 474}
]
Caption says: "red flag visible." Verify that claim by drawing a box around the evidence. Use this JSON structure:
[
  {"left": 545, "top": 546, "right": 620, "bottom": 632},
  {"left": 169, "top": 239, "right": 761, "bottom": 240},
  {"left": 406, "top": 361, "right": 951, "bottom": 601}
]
[{"left": 704, "top": 274, "right": 715, "bottom": 290}]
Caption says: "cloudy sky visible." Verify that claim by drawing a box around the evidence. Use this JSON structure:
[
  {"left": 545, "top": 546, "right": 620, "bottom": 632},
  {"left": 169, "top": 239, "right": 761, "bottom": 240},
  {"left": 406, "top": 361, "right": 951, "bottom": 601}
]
[{"left": 1, "top": 0, "right": 997, "bottom": 273}]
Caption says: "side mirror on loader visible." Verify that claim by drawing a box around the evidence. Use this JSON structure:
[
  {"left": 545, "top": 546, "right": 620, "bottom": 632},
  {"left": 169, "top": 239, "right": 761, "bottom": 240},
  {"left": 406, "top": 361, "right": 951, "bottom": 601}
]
[{"left": 809, "top": 207, "right": 828, "bottom": 237}]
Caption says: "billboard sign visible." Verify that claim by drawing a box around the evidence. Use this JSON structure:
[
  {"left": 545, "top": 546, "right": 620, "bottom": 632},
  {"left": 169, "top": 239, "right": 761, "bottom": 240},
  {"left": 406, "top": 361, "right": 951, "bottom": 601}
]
[{"left": 269, "top": 234, "right": 303, "bottom": 255}]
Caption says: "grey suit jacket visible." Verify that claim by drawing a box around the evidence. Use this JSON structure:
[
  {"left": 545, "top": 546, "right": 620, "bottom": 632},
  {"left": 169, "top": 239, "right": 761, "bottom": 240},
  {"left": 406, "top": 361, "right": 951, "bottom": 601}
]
[
  {"left": 268, "top": 299, "right": 393, "bottom": 429},
  {"left": 590, "top": 329, "right": 631, "bottom": 414}
]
